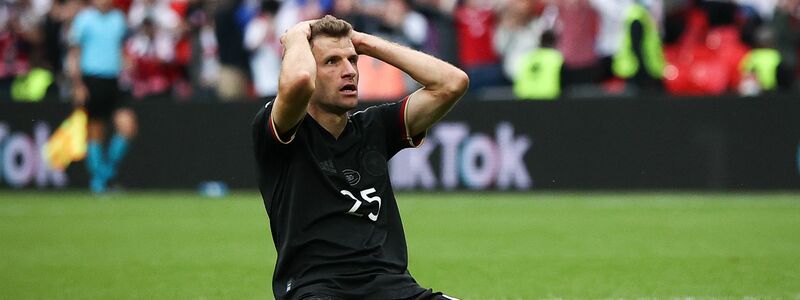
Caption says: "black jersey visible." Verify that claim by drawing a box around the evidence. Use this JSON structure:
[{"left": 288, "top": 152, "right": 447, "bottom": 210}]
[{"left": 252, "top": 97, "right": 426, "bottom": 300}]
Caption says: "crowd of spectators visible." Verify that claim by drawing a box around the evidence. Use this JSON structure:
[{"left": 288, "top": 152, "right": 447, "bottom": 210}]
[{"left": 1, "top": 0, "right": 799, "bottom": 102}]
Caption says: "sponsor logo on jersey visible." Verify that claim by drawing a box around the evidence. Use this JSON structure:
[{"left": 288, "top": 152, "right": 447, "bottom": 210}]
[{"left": 319, "top": 159, "right": 337, "bottom": 174}]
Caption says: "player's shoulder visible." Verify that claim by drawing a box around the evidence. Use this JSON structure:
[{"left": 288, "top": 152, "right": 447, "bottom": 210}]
[
  {"left": 251, "top": 99, "right": 275, "bottom": 127},
  {"left": 109, "top": 9, "right": 126, "bottom": 22},
  {"left": 74, "top": 8, "right": 97, "bottom": 22}
]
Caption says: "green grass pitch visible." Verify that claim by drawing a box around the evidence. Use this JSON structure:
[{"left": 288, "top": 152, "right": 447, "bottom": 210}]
[{"left": 1, "top": 191, "right": 799, "bottom": 299}]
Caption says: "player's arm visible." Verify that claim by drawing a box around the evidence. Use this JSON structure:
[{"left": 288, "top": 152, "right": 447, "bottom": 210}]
[
  {"left": 351, "top": 31, "right": 469, "bottom": 136},
  {"left": 272, "top": 20, "right": 317, "bottom": 135},
  {"left": 66, "top": 13, "right": 87, "bottom": 106},
  {"left": 66, "top": 45, "right": 88, "bottom": 106}
]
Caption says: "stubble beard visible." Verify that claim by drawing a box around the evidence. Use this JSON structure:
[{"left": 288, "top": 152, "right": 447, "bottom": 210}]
[{"left": 312, "top": 95, "right": 356, "bottom": 116}]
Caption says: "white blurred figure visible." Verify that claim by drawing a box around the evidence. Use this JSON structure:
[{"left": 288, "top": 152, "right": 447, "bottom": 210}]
[
  {"left": 244, "top": 0, "right": 280, "bottom": 98},
  {"left": 128, "top": 0, "right": 181, "bottom": 34},
  {"left": 125, "top": 18, "right": 176, "bottom": 97},
  {"left": 589, "top": 0, "right": 633, "bottom": 63},
  {"left": 588, "top": 0, "right": 662, "bottom": 80},
  {"left": 382, "top": 0, "right": 428, "bottom": 48},
  {"left": 493, "top": 0, "right": 554, "bottom": 80},
  {"left": 737, "top": 0, "right": 779, "bottom": 21},
  {"left": 275, "top": 0, "right": 324, "bottom": 38}
]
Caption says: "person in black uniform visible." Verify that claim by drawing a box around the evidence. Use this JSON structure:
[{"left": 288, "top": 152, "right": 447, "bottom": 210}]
[{"left": 252, "top": 15, "right": 469, "bottom": 300}]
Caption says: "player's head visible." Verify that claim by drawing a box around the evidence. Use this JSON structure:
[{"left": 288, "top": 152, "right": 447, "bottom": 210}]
[
  {"left": 308, "top": 15, "right": 359, "bottom": 115},
  {"left": 92, "top": 0, "right": 114, "bottom": 11}
]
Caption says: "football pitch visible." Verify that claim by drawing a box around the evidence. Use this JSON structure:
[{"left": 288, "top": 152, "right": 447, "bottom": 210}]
[{"left": 1, "top": 191, "right": 799, "bottom": 299}]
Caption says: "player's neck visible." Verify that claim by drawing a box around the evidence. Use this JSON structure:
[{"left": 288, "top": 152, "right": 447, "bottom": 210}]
[{"left": 307, "top": 106, "right": 348, "bottom": 139}]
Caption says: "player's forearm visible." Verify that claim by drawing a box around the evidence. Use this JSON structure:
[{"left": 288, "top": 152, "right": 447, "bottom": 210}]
[
  {"left": 279, "top": 33, "right": 316, "bottom": 100},
  {"left": 354, "top": 33, "right": 468, "bottom": 99},
  {"left": 275, "top": 32, "right": 316, "bottom": 132},
  {"left": 67, "top": 47, "right": 83, "bottom": 84}
]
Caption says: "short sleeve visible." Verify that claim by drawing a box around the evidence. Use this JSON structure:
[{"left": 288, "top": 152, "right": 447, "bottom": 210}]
[
  {"left": 252, "top": 101, "right": 299, "bottom": 151},
  {"left": 356, "top": 96, "right": 426, "bottom": 158},
  {"left": 68, "top": 11, "right": 87, "bottom": 47}
]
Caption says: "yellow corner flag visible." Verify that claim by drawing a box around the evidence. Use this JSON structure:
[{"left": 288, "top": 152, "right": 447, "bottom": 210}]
[{"left": 43, "top": 109, "right": 88, "bottom": 170}]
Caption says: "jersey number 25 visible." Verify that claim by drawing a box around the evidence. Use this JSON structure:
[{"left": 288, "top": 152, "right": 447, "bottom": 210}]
[{"left": 341, "top": 188, "right": 382, "bottom": 221}]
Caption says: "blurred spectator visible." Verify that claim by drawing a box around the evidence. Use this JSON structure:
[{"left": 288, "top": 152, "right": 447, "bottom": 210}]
[
  {"left": 663, "top": 0, "right": 749, "bottom": 95},
  {"left": 1, "top": 0, "right": 42, "bottom": 101},
  {"left": 770, "top": 0, "right": 800, "bottom": 81},
  {"left": 41, "top": 0, "right": 83, "bottom": 98},
  {"left": 378, "top": 0, "right": 428, "bottom": 49},
  {"left": 412, "top": 0, "right": 459, "bottom": 65},
  {"left": 493, "top": 0, "right": 550, "bottom": 81},
  {"left": 187, "top": 4, "right": 221, "bottom": 102},
  {"left": 354, "top": 0, "right": 412, "bottom": 99},
  {"left": 275, "top": 0, "right": 327, "bottom": 36},
  {"left": 454, "top": 0, "right": 505, "bottom": 92},
  {"left": 589, "top": 0, "right": 632, "bottom": 81},
  {"left": 612, "top": 1, "right": 666, "bottom": 92},
  {"left": 169, "top": 0, "right": 194, "bottom": 100},
  {"left": 114, "top": 0, "right": 133, "bottom": 12},
  {"left": 738, "top": 25, "right": 794, "bottom": 95},
  {"left": 11, "top": 0, "right": 56, "bottom": 102},
  {"left": 738, "top": 0, "right": 779, "bottom": 23},
  {"left": 244, "top": 0, "right": 280, "bottom": 98},
  {"left": 554, "top": 0, "right": 600, "bottom": 85},
  {"left": 333, "top": 0, "right": 378, "bottom": 32},
  {"left": 125, "top": 18, "right": 176, "bottom": 98},
  {"left": 513, "top": 30, "right": 564, "bottom": 100},
  {"left": 128, "top": 0, "right": 180, "bottom": 33},
  {"left": 1, "top": 0, "right": 798, "bottom": 102},
  {"left": 214, "top": 0, "right": 251, "bottom": 101},
  {"left": 589, "top": 0, "right": 662, "bottom": 83}
]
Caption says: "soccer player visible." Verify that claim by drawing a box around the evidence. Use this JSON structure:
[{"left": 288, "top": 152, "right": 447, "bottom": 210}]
[
  {"left": 68, "top": 0, "right": 137, "bottom": 193},
  {"left": 252, "top": 15, "right": 468, "bottom": 300}
]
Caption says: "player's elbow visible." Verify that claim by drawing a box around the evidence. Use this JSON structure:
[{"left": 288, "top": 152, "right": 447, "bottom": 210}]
[
  {"left": 279, "top": 71, "right": 315, "bottom": 97},
  {"left": 441, "top": 69, "right": 469, "bottom": 101}
]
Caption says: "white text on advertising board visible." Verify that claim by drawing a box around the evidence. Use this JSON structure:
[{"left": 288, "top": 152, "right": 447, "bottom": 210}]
[
  {"left": 0, "top": 122, "right": 66, "bottom": 188},
  {"left": 390, "top": 122, "right": 531, "bottom": 190}
]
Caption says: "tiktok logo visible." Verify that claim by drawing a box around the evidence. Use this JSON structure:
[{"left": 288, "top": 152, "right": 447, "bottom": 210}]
[
  {"left": 0, "top": 122, "right": 66, "bottom": 188},
  {"left": 390, "top": 122, "right": 532, "bottom": 190}
]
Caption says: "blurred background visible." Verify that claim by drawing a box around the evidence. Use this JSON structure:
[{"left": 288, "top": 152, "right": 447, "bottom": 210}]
[{"left": 0, "top": 0, "right": 799, "bottom": 103}]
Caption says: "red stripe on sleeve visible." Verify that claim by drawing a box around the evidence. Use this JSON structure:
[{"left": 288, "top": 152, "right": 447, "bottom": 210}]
[
  {"left": 268, "top": 113, "right": 294, "bottom": 144},
  {"left": 398, "top": 95, "right": 424, "bottom": 147}
]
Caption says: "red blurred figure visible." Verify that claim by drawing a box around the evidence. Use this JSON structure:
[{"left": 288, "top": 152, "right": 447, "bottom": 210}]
[
  {"left": 454, "top": 0, "right": 505, "bottom": 90},
  {"left": 125, "top": 18, "right": 176, "bottom": 98},
  {"left": 662, "top": 3, "right": 749, "bottom": 96}
]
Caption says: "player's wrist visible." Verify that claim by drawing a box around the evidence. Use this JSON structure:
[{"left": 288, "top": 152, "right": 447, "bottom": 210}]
[
  {"left": 282, "top": 32, "right": 311, "bottom": 48},
  {"left": 352, "top": 32, "right": 376, "bottom": 55}
]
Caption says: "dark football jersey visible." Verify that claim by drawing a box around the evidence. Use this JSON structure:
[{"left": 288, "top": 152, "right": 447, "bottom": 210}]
[{"left": 252, "top": 97, "right": 426, "bottom": 300}]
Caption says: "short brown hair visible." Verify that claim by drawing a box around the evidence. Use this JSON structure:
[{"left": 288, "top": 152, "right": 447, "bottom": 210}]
[{"left": 310, "top": 15, "right": 352, "bottom": 41}]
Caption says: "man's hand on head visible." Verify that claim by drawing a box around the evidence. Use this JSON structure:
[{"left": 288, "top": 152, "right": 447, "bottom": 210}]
[
  {"left": 280, "top": 20, "right": 315, "bottom": 46},
  {"left": 349, "top": 30, "right": 370, "bottom": 55}
]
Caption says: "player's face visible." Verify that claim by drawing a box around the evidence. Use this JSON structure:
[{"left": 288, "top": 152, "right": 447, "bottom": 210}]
[
  {"left": 93, "top": 0, "right": 113, "bottom": 11},
  {"left": 310, "top": 36, "right": 359, "bottom": 115}
]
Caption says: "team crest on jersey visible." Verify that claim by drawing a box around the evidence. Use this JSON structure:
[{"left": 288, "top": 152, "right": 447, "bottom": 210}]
[{"left": 342, "top": 169, "right": 361, "bottom": 186}]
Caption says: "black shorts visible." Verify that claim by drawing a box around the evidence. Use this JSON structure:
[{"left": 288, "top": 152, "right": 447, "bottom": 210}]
[
  {"left": 299, "top": 289, "right": 458, "bottom": 300},
  {"left": 83, "top": 75, "right": 123, "bottom": 121}
]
